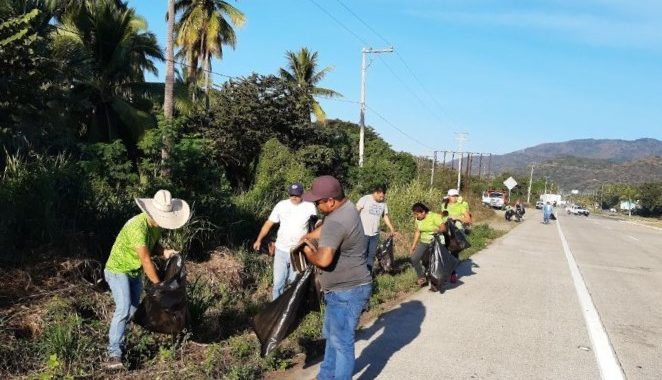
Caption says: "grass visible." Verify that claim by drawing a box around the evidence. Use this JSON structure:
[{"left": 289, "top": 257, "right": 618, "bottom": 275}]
[{"left": 1, "top": 200, "right": 506, "bottom": 379}]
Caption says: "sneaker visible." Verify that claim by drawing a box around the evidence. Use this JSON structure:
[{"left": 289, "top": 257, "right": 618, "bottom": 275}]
[
  {"left": 102, "top": 356, "right": 124, "bottom": 370},
  {"left": 450, "top": 273, "right": 458, "bottom": 284}
]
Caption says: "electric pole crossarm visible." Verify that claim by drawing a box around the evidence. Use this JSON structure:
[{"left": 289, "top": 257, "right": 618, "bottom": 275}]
[{"left": 359, "top": 47, "right": 394, "bottom": 167}]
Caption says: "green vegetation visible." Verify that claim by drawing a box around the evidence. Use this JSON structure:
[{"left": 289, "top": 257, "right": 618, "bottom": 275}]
[{"left": 1, "top": 1, "right": 522, "bottom": 378}]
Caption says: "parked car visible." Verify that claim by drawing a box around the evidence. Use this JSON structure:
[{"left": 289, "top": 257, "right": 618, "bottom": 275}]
[
  {"left": 481, "top": 189, "right": 508, "bottom": 209},
  {"left": 535, "top": 201, "right": 544, "bottom": 209}
]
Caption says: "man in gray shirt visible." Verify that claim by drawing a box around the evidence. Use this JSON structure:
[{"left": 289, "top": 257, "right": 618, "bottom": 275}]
[
  {"left": 301, "top": 175, "right": 372, "bottom": 380},
  {"left": 356, "top": 184, "right": 396, "bottom": 271}
]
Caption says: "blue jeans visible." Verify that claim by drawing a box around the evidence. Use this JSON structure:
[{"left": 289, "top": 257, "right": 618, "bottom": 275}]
[
  {"left": 272, "top": 248, "right": 298, "bottom": 300},
  {"left": 105, "top": 269, "right": 143, "bottom": 358},
  {"left": 544, "top": 212, "right": 551, "bottom": 224},
  {"left": 363, "top": 234, "right": 379, "bottom": 270},
  {"left": 318, "top": 283, "right": 372, "bottom": 380}
]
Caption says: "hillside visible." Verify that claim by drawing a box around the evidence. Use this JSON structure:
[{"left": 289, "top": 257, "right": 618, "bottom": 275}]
[
  {"left": 490, "top": 138, "right": 662, "bottom": 173},
  {"left": 524, "top": 155, "right": 662, "bottom": 191},
  {"left": 479, "top": 138, "right": 662, "bottom": 191}
]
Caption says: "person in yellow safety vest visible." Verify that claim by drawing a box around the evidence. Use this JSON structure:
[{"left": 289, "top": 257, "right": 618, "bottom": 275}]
[
  {"left": 439, "top": 189, "right": 472, "bottom": 284},
  {"left": 440, "top": 189, "right": 472, "bottom": 226}
]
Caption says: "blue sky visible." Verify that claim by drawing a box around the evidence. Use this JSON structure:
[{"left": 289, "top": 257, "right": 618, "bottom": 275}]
[{"left": 131, "top": 0, "right": 662, "bottom": 156}]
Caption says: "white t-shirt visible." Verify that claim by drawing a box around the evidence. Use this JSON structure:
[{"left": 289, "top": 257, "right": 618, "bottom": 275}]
[
  {"left": 357, "top": 194, "right": 389, "bottom": 236},
  {"left": 268, "top": 199, "right": 317, "bottom": 252}
]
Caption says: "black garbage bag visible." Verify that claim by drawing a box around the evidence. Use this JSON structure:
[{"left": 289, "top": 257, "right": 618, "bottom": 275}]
[
  {"left": 445, "top": 219, "right": 471, "bottom": 255},
  {"left": 550, "top": 213, "right": 557, "bottom": 220},
  {"left": 252, "top": 265, "right": 320, "bottom": 357},
  {"left": 374, "top": 236, "right": 394, "bottom": 273},
  {"left": 427, "top": 235, "right": 459, "bottom": 291},
  {"left": 133, "top": 254, "right": 189, "bottom": 334}
]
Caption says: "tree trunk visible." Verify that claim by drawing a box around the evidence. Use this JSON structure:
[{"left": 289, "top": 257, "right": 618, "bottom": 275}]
[
  {"left": 162, "top": 0, "right": 175, "bottom": 177},
  {"left": 204, "top": 53, "right": 211, "bottom": 110}
]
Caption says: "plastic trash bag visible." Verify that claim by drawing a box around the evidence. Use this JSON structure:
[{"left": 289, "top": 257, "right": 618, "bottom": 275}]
[
  {"left": 133, "top": 254, "right": 189, "bottom": 334},
  {"left": 550, "top": 213, "right": 557, "bottom": 220},
  {"left": 374, "top": 236, "right": 394, "bottom": 274},
  {"left": 427, "top": 235, "right": 459, "bottom": 291},
  {"left": 252, "top": 265, "right": 320, "bottom": 357},
  {"left": 445, "top": 219, "right": 471, "bottom": 255}
]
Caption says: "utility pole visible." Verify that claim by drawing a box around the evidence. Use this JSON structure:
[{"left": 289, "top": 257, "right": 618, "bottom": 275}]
[
  {"left": 526, "top": 164, "right": 534, "bottom": 204},
  {"left": 359, "top": 47, "right": 394, "bottom": 167},
  {"left": 455, "top": 133, "right": 468, "bottom": 190},
  {"left": 430, "top": 151, "right": 438, "bottom": 187},
  {"left": 478, "top": 153, "right": 483, "bottom": 178}
]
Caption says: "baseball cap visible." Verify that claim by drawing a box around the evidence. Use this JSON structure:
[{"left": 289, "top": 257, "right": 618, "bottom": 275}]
[
  {"left": 447, "top": 189, "right": 460, "bottom": 196},
  {"left": 288, "top": 182, "right": 304, "bottom": 196},
  {"left": 302, "top": 175, "right": 343, "bottom": 202}
]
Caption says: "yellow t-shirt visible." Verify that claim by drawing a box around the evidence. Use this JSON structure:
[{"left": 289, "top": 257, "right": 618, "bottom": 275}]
[{"left": 415, "top": 212, "right": 443, "bottom": 244}]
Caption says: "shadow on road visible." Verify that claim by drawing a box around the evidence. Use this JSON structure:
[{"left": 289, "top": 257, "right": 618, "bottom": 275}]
[
  {"left": 455, "top": 258, "right": 478, "bottom": 278},
  {"left": 354, "top": 300, "right": 426, "bottom": 379}
]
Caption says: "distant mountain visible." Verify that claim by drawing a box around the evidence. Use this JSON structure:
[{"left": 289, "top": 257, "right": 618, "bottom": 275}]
[{"left": 481, "top": 138, "right": 662, "bottom": 191}]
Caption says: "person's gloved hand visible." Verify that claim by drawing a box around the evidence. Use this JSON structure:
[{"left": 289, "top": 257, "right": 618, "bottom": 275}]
[{"left": 163, "top": 249, "right": 179, "bottom": 259}]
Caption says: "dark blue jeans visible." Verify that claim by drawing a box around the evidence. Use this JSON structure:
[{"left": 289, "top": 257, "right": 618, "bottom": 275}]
[
  {"left": 318, "top": 283, "right": 372, "bottom": 380},
  {"left": 363, "top": 234, "right": 379, "bottom": 270}
]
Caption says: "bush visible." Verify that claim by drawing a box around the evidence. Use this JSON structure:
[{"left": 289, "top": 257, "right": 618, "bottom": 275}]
[
  {"left": 0, "top": 151, "right": 89, "bottom": 258},
  {"left": 230, "top": 138, "right": 314, "bottom": 244},
  {"left": 381, "top": 181, "right": 445, "bottom": 233}
]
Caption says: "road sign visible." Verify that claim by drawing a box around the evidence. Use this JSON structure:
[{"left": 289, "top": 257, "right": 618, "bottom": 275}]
[{"left": 503, "top": 177, "right": 517, "bottom": 190}]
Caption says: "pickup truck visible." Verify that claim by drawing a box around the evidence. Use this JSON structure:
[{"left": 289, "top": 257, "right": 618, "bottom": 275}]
[{"left": 566, "top": 204, "right": 589, "bottom": 217}]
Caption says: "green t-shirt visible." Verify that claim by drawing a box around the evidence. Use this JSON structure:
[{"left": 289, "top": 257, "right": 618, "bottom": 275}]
[
  {"left": 442, "top": 201, "right": 469, "bottom": 219},
  {"left": 105, "top": 213, "right": 161, "bottom": 276},
  {"left": 415, "top": 212, "right": 444, "bottom": 244}
]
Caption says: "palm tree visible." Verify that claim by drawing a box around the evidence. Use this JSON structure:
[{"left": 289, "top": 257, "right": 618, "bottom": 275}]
[
  {"left": 279, "top": 48, "right": 341, "bottom": 123},
  {"left": 52, "top": 0, "right": 163, "bottom": 149},
  {"left": 174, "top": 0, "right": 245, "bottom": 107}
]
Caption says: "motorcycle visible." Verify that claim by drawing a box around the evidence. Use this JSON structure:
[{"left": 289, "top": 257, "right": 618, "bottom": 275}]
[{"left": 505, "top": 207, "right": 523, "bottom": 222}]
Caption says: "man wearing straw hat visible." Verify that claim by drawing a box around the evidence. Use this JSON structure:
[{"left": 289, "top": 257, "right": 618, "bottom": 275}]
[{"left": 103, "top": 190, "right": 190, "bottom": 370}]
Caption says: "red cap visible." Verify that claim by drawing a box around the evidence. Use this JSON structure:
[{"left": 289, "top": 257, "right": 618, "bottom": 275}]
[{"left": 302, "top": 176, "right": 343, "bottom": 202}]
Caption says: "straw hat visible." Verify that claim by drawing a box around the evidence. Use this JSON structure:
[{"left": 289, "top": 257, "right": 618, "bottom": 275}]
[{"left": 135, "top": 190, "right": 190, "bottom": 230}]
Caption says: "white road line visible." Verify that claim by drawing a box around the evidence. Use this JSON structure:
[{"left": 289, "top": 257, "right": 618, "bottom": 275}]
[
  {"left": 555, "top": 219, "right": 626, "bottom": 380},
  {"left": 627, "top": 235, "right": 639, "bottom": 242}
]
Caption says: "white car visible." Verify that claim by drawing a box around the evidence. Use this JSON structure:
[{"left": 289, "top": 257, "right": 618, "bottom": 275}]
[
  {"left": 567, "top": 204, "right": 589, "bottom": 217},
  {"left": 489, "top": 193, "right": 505, "bottom": 209}
]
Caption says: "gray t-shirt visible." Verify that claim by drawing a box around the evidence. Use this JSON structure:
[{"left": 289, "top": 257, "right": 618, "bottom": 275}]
[
  {"left": 318, "top": 200, "right": 371, "bottom": 292},
  {"left": 357, "top": 194, "right": 388, "bottom": 236}
]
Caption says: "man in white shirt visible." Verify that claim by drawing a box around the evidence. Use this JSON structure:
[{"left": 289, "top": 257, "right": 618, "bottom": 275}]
[
  {"left": 356, "top": 184, "right": 396, "bottom": 271},
  {"left": 253, "top": 183, "right": 317, "bottom": 300}
]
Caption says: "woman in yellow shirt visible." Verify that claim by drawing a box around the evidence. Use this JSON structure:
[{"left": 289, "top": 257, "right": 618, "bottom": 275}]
[{"left": 409, "top": 202, "right": 446, "bottom": 286}]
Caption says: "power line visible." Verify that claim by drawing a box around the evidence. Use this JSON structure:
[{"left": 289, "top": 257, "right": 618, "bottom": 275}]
[
  {"left": 366, "top": 105, "right": 436, "bottom": 151},
  {"left": 308, "top": 0, "right": 369, "bottom": 46},
  {"left": 334, "top": 0, "right": 456, "bottom": 128},
  {"left": 321, "top": 96, "right": 435, "bottom": 151}
]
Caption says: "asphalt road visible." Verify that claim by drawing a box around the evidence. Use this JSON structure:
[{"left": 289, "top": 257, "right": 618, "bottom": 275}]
[{"left": 272, "top": 211, "right": 662, "bottom": 380}]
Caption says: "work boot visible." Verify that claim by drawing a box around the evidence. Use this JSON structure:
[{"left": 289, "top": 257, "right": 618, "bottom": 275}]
[{"left": 102, "top": 356, "right": 124, "bottom": 370}]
